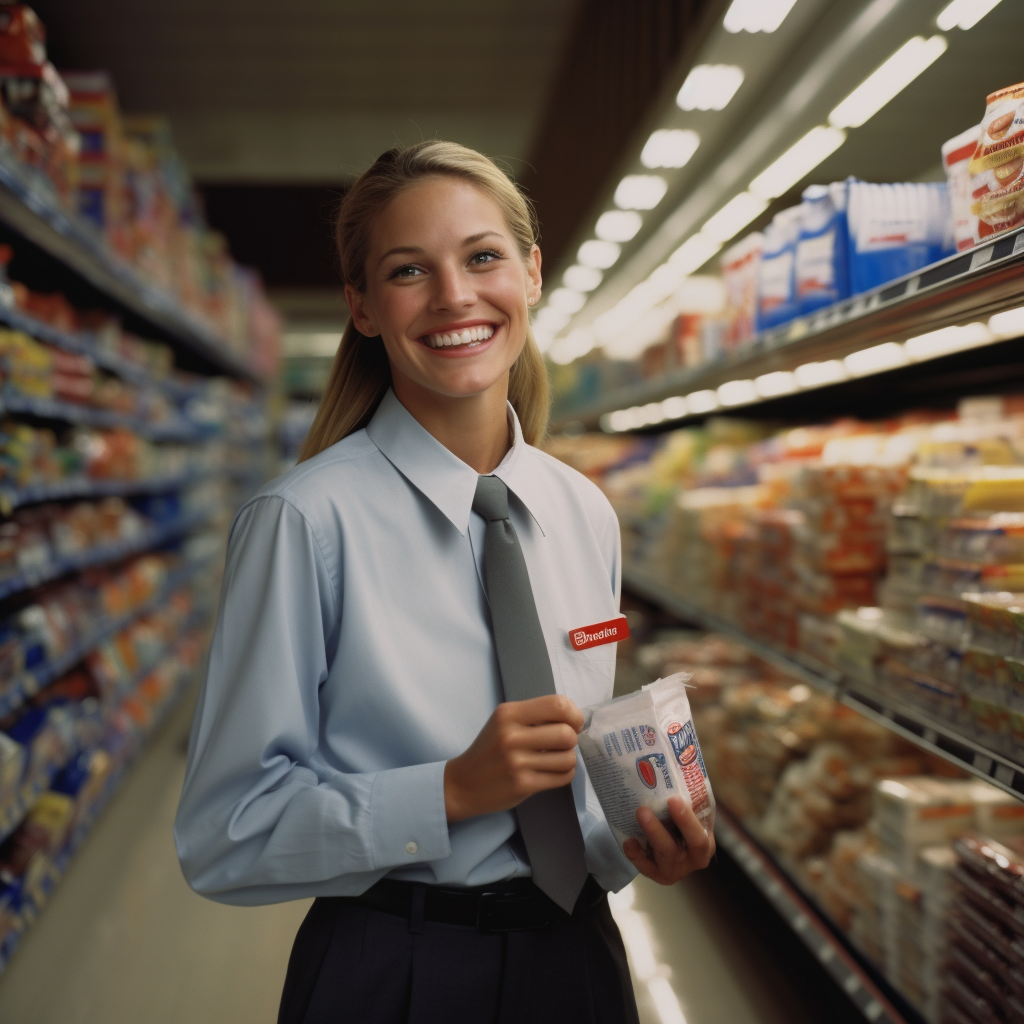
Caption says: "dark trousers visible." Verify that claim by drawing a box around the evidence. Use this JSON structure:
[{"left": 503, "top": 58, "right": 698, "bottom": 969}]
[{"left": 277, "top": 890, "right": 641, "bottom": 1024}]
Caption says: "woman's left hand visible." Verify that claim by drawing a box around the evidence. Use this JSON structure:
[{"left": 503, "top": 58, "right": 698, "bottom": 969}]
[{"left": 622, "top": 797, "right": 716, "bottom": 885}]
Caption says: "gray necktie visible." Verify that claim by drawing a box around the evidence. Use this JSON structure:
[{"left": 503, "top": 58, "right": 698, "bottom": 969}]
[{"left": 472, "top": 474, "right": 589, "bottom": 914}]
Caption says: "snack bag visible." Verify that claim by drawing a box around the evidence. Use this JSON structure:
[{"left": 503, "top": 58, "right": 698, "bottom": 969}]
[
  {"left": 969, "top": 82, "right": 1024, "bottom": 239},
  {"left": 579, "top": 673, "right": 715, "bottom": 848}
]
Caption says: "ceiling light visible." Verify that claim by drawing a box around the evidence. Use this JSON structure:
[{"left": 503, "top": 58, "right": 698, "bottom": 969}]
[
  {"left": 596, "top": 210, "right": 643, "bottom": 242},
  {"left": 674, "top": 275, "right": 728, "bottom": 314},
  {"left": 988, "top": 306, "right": 1024, "bottom": 337},
  {"left": 641, "top": 129, "right": 700, "bottom": 169},
  {"left": 533, "top": 306, "right": 570, "bottom": 332},
  {"left": 562, "top": 265, "right": 602, "bottom": 292},
  {"left": 755, "top": 371, "right": 798, "bottom": 397},
  {"left": 937, "top": 0, "right": 1005, "bottom": 30},
  {"left": 577, "top": 239, "right": 621, "bottom": 269},
  {"left": 615, "top": 174, "right": 668, "bottom": 211},
  {"left": 676, "top": 65, "right": 745, "bottom": 112},
  {"left": 904, "top": 322, "right": 993, "bottom": 360},
  {"left": 749, "top": 126, "right": 847, "bottom": 200},
  {"left": 548, "top": 328, "right": 597, "bottom": 365},
  {"left": 661, "top": 396, "right": 689, "bottom": 419},
  {"left": 640, "top": 402, "right": 667, "bottom": 425},
  {"left": 718, "top": 379, "right": 758, "bottom": 406},
  {"left": 686, "top": 389, "right": 720, "bottom": 414},
  {"left": 547, "top": 288, "right": 586, "bottom": 314},
  {"left": 724, "top": 0, "right": 799, "bottom": 33},
  {"left": 601, "top": 410, "right": 629, "bottom": 433},
  {"left": 829, "top": 36, "right": 948, "bottom": 129},
  {"left": 844, "top": 342, "right": 908, "bottom": 376},
  {"left": 669, "top": 233, "right": 723, "bottom": 276},
  {"left": 793, "top": 360, "right": 847, "bottom": 387},
  {"left": 701, "top": 192, "right": 769, "bottom": 244}
]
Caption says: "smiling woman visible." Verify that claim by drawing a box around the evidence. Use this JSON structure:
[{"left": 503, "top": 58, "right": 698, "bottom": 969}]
[{"left": 174, "top": 140, "right": 714, "bottom": 1024}]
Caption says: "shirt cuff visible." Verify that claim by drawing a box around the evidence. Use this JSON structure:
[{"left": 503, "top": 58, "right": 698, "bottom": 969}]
[{"left": 369, "top": 761, "right": 451, "bottom": 869}]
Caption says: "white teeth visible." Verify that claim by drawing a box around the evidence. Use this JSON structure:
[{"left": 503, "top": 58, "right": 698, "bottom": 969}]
[{"left": 424, "top": 325, "right": 496, "bottom": 348}]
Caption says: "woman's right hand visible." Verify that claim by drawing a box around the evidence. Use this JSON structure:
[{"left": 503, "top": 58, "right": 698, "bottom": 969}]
[{"left": 443, "top": 695, "right": 584, "bottom": 823}]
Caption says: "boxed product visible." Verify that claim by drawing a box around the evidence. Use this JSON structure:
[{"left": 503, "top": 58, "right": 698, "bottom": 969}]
[
  {"left": 846, "top": 180, "right": 955, "bottom": 294},
  {"left": 720, "top": 232, "right": 762, "bottom": 348},
  {"left": 579, "top": 673, "right": 715, "bottom": 847},
  {"left": 795, "top": 181, "right": 850, "bottom": 315},
  {"left": 942, "top": 125, "right": 983, "bottom": 251},
  {"left": 757, "top": 206, "right": 802, "bottom": 330}
]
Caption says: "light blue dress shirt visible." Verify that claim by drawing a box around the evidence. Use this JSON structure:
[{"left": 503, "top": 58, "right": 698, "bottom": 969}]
[{"left": 174, "top": 388, "right": 636, "bottom": 905}]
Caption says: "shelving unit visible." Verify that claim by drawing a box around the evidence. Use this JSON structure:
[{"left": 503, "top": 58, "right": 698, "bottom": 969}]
[
  {"left": 623, "top": 567, "right": 1024, "bottom": 800},
  {"left": 714, "top": 808, "right": 910, "bottom": 1024},
  {"left": 0, "top": 131, "right": 270, "bottom": 977},
  {"left": 553, "top": 224, "right": 1024, "bottom": 430}
]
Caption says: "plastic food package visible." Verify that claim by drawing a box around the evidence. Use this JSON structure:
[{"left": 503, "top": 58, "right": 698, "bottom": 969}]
[
  {"left": 846, "top": 180, "right": 955, "bottom": 294},
  {"left": 795, "top": 181, "right": 850, "bottom": 314},
  {"left": 579, "top": 673, "right": 715, "bottom": 847},
  {"left": 943, "top": 125, "right": 983, "bottom": 251},
  {"left": 969, "top": 82, "right": 1024, "bottom": 239}
]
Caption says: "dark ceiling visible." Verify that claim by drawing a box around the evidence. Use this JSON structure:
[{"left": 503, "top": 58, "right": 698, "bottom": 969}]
[{"left": 31, "top": 0, "right": 713, "bottom": 302}]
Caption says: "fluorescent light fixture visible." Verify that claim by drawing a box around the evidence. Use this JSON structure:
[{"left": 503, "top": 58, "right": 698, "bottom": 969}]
[
  {"left": 596, "top": 210, "right": 643, "bottom": 242},
  {"left": 904, "top": 322, "right": 993, "bottom": 360},
  {"left": 669, "top": 233, "right": 723, "bottom": 276},
  {"left": 577, "top": 239, "right": 621, "bottom": 269},
  {"left": 701, "top": 192, "right": 768, "bottom": 244},
  {"left": 718, "top": 379, "right": 758, "bottom": 406},
  {"left": 547, "top": 287, "right": 586, "bottom": 314},
  {"left": 677, "top": 64, "right": 744, "bottom": 112},
  {"left": 937, "top": 0, "right": 1005, "bottom": 30},
  {"left": 600, "top": 412, "right": 622, "bottom": 433},
  {"left": 562, "top": 265, "right": 602, "bottom": 292},
  {"left": 755, "top": 370, "right": 798, "bottom": 397},
  {"left": 724, "top": 0, "right": 799, "bottom": 33},
  {"left": 661, "top": 395, "right": 689, "bottom": 419},
  {"left": 749, "top": 126, "right": 847, "bottom": 200},
  {"left": 640, "top": 402, "right": 667, "bottom": 426},
  {"left": 829, "top": 35, "right": 948, "bottom": 129},
  {"left": 988, "top": 305, "right": 1024, "bottom": 337},
  {"left": 647, "top": 976, "right": 687, "bottom": 1024},
  {"left": 615, "top": 174, "right": 668, "bottom": 211},
  {"left": 794, "top": 359, "right": 847, "bottom": 387},
  {"left": 548, "top": 328, "right": 597, "bottom": 365},
  {"left": 686, "top": 389, "right": 720, "bottom": 414},
  {"left": 844, "top": 342, "right": 908, "bottom": 376},
  {"left": 641, "top": 128, "right": 700, "bottom": 169}
]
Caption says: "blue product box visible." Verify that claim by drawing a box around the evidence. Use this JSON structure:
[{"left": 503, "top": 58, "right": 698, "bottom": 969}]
[{"left": 795, "top": 181, "right": 850, "bottom": 315}]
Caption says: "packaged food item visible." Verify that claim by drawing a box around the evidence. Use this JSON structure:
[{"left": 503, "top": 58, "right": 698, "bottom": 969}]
[
  {"left": 969, "top": 82, "right": 1024, "bottom": 240},
  {"left": 757, "top": 206, "right": 802, "bottom": 330},
  {"left": 846, "top": 180, "right": 955, "bottom": 294},
  {"left": 942, "top": 124, "right": 982, "bottom": 251},
  {"left": 0, "top": 5, "right": 46, "bottom": 65},
  {"left": 579, "top": 673, "right": 715, "bottom": 847},
  {"left": 720, "top": 232, "right": 762, "bottom": 348},
  {"left": 795, "top": 181, "right": 850, "bottom": 315}
]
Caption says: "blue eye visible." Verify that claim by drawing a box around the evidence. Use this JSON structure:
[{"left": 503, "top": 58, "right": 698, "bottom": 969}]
[{"left": 470, "top": 249, "right": 503, "bottom": 266}]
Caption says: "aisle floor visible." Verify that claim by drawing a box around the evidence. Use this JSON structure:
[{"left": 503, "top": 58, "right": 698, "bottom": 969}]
[{"left": 0, "top": 691, "right": 863, "bottom": 1024}]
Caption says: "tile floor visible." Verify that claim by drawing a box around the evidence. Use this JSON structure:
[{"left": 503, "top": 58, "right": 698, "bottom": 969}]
[{"left": 0, "top": 690, "right": 863, "bottom": 1024}]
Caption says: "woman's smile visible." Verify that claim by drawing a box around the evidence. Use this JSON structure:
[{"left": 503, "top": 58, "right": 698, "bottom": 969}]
[{"left": 418, "top": 320, "right": 499, "bottom": 355}]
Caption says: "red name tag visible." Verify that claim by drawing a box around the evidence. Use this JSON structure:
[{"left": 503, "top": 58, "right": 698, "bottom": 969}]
[{"left": 568, "top": 615, "right": 630, "bottom": 651}]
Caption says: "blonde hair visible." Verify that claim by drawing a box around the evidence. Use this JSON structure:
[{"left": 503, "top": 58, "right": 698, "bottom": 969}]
[{"left": 298, "top": 141, "right": 550, "bottom": 462}]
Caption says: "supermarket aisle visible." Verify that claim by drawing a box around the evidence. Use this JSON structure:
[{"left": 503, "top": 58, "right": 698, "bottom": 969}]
[
  {"left": 0, "top": 686, "right": 861, "bottom": 1024},
  {"left": 0, "top": 692, "right": 309, "bottom": 1024}
]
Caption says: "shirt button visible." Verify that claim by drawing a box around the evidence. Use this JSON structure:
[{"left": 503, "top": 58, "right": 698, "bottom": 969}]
[{"left": 405, "top": 841, "right": 418, "bottom": 855}]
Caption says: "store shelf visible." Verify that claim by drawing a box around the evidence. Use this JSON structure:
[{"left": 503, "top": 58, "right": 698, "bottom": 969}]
[
  {"left": 715, "top": 807, "right": 913, "bottom": 1024},
  {"left": 0, "top": 470, "right": 214, "bottom": 516},
  {"left": 0, "top": 634, "right": 205, "bottom": 972},
  {"left": 0, "top": 555, "right": 214, "bottom": 723},
  {"left": 0, "top": 390, "right": 204, "bottom": 442},
  {"left": 554, "top": 225, "right": 1024, "bottom": 429},
  {"left": 623, "top": 566, "right": 1024, "bottom": 803},
  {"left": 0, "top": 507, "right": 217, "bottom": 604},
  {"left": 0, "top": 153, "right": 259, "bottom": 383}
]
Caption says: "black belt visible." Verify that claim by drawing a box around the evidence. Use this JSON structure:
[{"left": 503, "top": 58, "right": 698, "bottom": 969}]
[{"left": 342, "top": 875, "right": 606, "bottom": 933}]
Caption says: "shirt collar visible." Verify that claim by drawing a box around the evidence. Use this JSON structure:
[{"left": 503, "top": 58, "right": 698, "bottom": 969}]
[{"left": 365, "top": 388, "right": 548, "bottom": 536}]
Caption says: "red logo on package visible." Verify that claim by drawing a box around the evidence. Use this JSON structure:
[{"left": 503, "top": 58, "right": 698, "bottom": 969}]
[{"left": 568, "top": 615, "right": 630, "bottom": 651}]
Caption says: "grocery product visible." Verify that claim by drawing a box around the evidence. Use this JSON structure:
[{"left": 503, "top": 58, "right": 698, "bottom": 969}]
[
  {"left": 969, "top": 81, "right": 1024, "bottom": 240},
  {"left": 579, "top": 673, "right": 715, "bottom": 846},
  {"left": 943, "top": 125, "right": 983, "bottom": 251},
  {"left": 757, "top": 206, "right": 801, "bottom": 330},
  {"left": 795, "top": 181, "right": 850, "bottom": 314},
  {"left": 720, "top": 232, "right": 762, "bottom": 349}
]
